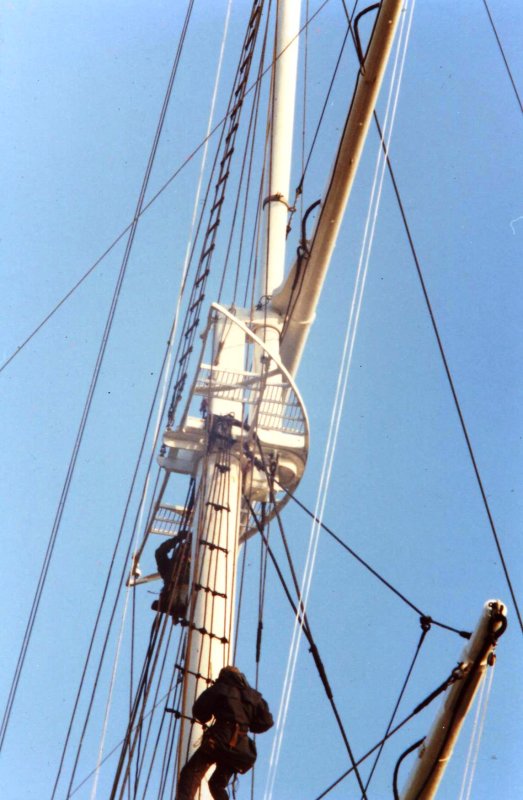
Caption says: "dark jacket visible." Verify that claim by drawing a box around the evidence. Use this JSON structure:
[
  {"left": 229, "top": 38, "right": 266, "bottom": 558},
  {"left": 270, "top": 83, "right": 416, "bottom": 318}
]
[
  {"left": 155, "top": 532, "right": 190, "bottom": 585},
  {"left": 193, "top": 670, "right": 273, "bottom": 734}
]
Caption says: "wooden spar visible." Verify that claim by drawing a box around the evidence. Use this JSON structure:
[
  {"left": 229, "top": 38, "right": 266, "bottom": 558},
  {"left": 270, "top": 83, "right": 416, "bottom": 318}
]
[
  {"left": 271, "top": 0, "right": 404, "bottom": 377},
  {"left": 400, "top": 601, "right": 507, "bottom": 799}
]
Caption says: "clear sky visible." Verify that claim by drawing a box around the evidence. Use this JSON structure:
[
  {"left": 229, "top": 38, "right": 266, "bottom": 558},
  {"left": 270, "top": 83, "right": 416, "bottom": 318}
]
[{"left": 1, "top": 1, "right": 522, "bottom": 799}]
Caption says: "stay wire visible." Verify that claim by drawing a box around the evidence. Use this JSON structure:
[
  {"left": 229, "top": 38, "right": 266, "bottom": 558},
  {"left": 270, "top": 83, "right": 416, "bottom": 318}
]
[
  {"left": 131, "top": 617, "right": 179, "bottom": 793},
  {"left": 50, "top": 461, "right": 162, "bottom": 798},
  {"left": 231, "top": 6, "right": 273, "bottom": 307},
  {"left": 313, "top": 665, "right": 461, "bottom": 800},
  {"left": 245, "top": 500, "right": 309, "bottom": 638},
  {"left": 246, "top": 498, "right": 369, "bottom": 799},
  {"left": 68, "top": 675, "right": 181, "bottom": 799},
  {"left": 289, "top": 22, "right": 351, "bottom": 219},
  {"left": 55, "top": 143, "right": 199, "bottom": 789},
  {"left": 482, "top": 0, "right": 523, "bottom": 115},
  {"left": 111, "top": 601, "right": 182, "bottom": 800},
  {"left": 1, "top": 0, "right": 335, "bottom": 378},
  {"left": 108, "top": 618, "right": 163, "bottom": 799},
  {"left": 0, "top": 0, "right": 194, "bottom": 755},
  {"left": 0, "top": 40, "right": 178, "bottom": 764},
  {"left": 167, "top": 3, "right": 271, "bottom": 430},
  {"left": 339, "top": 2, "right": 523, "bottom": 633},
  {"left": 362, "top": 621, "right": 430, "bottom": 795},
  {"left": 135, "top": 637, "right": 182, "bottom": 799},
  {"left": 259, "top": 450, "right": 432, "bottom": 798},
  {"left": 233, "top": 535, "right": 249, "bottom": 662},
  {"left": 256, "top": 504, "right": 270, "bottom": 674},
  {"left": 276, "top": 480, "right": 470, "bottom": 638},
  {"left": 370, "top": 113, "right": 523, "bottom": 635},
  {"left": 68, "top": 473, "right": 192, "bottom": 799}
]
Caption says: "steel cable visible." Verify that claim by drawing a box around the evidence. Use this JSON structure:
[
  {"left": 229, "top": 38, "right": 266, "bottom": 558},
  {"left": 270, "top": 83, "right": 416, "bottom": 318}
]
[
  {"left": 0, "top": 0, "right": 193, "bottom": 749},
  {"left": 482, "top": 0, "right": 523, "bottom": 115}
]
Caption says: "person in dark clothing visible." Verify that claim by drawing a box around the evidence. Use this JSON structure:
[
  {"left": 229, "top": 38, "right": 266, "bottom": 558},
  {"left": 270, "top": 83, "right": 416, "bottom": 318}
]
[
  {"left": 152, "top": 531, "right": 191, "bottom": 621},
  {"left": 176, "top": 666, "right": 273, "bottom": 800}
]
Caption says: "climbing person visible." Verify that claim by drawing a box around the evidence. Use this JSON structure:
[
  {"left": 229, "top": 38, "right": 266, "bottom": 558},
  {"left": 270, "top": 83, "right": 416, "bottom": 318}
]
[
  {"left": 151, "top": 530, "right": 191, "bottom": 621},
  {"left": 175, "top": 665, "right": 273, "bottom": 800}
]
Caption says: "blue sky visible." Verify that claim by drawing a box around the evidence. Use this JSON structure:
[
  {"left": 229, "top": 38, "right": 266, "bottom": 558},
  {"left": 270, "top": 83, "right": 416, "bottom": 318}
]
[{"left": 1, "top": 1, "right": 522, "bottom": 798}]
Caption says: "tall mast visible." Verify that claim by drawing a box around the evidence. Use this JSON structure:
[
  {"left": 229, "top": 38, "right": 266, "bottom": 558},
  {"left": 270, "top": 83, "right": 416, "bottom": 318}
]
[
  {"left": 149, "top": 1, "right": 404, "bottom": 796},
  {"left": 173, "top": 2, "right": 302, "bottom": 795}
]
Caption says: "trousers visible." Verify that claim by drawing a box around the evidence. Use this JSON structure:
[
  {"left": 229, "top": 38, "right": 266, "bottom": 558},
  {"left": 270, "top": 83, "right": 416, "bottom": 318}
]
[{"left": 175, "top": 743, "right": 234, "bottom": 800}]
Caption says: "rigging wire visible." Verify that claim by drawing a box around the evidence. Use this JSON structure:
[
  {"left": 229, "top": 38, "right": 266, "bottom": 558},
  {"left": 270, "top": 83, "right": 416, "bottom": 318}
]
[
  {"left": 313, "top": 662, "right": 467, "bottom": 800},
  {"left": 0, "top": 0, "right": 195, "bottom": 749},
  {"left": 481, "top": 0, "right": 523, "bottom": 115},
  {"left": 265, "top": 9, "right": 417, "bottom": 797},
  {"left": 166, "top": 0, "right": 267, "bottom": 429},
  {"left": 287, "top": 22, "right": 351, "bottom": 233},
  {"left": 89, "top": 575, "right": 134, "bottom": 800},
  {"left": 131, "top": 625, "right": 181, "bottom": 797},
  {"left": 278, "top": 481, "right": 470, "bottom": 638},
  {"left": 0, "top": 0, "right": 335, "bottom": 378},
  {"left": 362, "top": 618, "right": 431, "bottom": 795},
  {"left": 68, "top": 684, "right": 180, "bottom": 798},
  {"left": 341, "top": 2, "right": 523, "bottom": 638},
  {"left": 458, "top": 657, "right": 495, "bottom": 800},
  {"left": 368, "top": 95, "right": 523, "bottom": 637},
  {"left": 246, "top": 494, "right": 369, "bottom": 799},
  {"left": 342, "top": 2, "right": 523, "bottom": 632},
  {"left": 48, "top": 0, "right": 232, "bottom": 784},
  {"left": 229, "top": 6, "right": 273, "bottom": 307}
]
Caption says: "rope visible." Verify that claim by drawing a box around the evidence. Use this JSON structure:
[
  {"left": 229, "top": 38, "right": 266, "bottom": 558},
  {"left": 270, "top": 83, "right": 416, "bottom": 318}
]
[{"left": 458, "top": 658, "right": 495, "bottom": 800}]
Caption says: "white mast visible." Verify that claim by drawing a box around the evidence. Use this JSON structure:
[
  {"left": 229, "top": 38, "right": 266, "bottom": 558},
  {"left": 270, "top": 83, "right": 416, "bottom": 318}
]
[
  {"left": 151, "top": 1, "right": 415, "bottom": 796},
  {"left": 173, "top": 2, "right": 303, "bottom": 794},
  {"left": 261, "top": 0, "right": 301, "bottom": 298},
  {"left": 271, "top": 0, "right": 405, "bottom": 377}
]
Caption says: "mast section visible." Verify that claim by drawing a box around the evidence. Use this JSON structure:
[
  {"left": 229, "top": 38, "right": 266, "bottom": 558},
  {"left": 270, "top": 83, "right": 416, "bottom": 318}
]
[
  {"left": 172, "top": 2, "right": 303, "bottom": 795},
  {"left": 262, "top": 0, "right": 301, "bottom": 298},
  {"left": 271, "top": 0, "right": 404, "bottom": 376}
]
